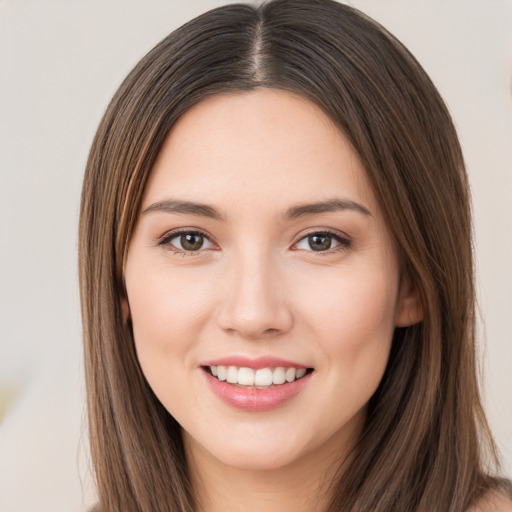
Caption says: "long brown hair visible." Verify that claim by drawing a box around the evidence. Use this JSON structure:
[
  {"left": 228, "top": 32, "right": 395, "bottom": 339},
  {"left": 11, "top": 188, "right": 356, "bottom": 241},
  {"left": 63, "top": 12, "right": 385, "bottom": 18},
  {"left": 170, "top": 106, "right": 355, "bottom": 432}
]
[{"left": 79, "top": 1, "right": 507, "bottom": 510}]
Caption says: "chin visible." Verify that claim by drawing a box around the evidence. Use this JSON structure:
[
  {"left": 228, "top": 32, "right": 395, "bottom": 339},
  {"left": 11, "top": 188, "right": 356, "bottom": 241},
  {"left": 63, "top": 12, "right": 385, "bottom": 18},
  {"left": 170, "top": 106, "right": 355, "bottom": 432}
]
[
  {"left": 184, "top": 421, "right": 325, "bottom": 473},
  {"left": 211, "top": 445, "right": 307, "bottom": 472}
]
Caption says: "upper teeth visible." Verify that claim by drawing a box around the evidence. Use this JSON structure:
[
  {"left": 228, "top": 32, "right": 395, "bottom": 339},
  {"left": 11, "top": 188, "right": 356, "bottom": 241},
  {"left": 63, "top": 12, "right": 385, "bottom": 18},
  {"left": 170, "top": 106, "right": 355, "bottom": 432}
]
[{"left": 210, "top": 366, "right": 307, "bottom": 387}]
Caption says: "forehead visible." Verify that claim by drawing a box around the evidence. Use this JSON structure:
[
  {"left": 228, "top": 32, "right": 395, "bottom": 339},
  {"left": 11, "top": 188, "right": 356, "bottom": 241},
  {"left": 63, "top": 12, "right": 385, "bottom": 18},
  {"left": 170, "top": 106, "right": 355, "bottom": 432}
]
[{"left": 143, "top": 88, "right": 377, "bottom": 215}]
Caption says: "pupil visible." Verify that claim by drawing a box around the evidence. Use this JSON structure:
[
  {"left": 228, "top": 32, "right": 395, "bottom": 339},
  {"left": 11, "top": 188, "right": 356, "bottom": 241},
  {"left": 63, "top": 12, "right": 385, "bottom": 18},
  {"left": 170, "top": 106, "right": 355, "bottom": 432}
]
[
  {"left": 181, "top": 233, "right": 203, "bottom": 251},
  {"left": 309, "top": 234, "right": 331, "bottom": 251}
]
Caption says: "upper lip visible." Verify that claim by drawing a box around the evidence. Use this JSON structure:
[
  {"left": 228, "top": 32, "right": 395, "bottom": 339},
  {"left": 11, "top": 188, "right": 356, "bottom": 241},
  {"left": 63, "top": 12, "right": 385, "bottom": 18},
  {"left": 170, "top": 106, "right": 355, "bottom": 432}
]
[{"left": 201, "top": 356, "right": 309, "bottom": 370}]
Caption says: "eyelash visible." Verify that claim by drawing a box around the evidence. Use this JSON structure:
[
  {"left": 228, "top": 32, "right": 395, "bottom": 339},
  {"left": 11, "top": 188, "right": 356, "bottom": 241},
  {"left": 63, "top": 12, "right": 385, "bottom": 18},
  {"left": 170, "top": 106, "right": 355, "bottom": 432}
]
[
  {"left": 293, "top": 229, "right": 352, "bottom": 255},
  {"left": 157, "top": 228, "right": 352, "bottom": 256},
  {"left": 158, "top": 229, "right": 215, "bottom": 256}
]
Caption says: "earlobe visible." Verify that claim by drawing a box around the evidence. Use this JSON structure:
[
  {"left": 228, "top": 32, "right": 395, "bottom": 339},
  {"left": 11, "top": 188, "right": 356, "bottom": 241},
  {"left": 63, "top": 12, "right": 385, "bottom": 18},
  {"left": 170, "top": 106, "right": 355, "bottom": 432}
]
[{"left": 395, "top": 278, "right": 424, "bottom": 327}]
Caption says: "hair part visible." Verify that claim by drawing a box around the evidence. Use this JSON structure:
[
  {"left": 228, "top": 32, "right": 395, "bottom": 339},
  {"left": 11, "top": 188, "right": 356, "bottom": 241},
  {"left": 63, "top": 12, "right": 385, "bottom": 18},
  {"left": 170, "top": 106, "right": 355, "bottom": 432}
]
[{"left": 79, "top": 1, "right": 506, "bottom": 510}]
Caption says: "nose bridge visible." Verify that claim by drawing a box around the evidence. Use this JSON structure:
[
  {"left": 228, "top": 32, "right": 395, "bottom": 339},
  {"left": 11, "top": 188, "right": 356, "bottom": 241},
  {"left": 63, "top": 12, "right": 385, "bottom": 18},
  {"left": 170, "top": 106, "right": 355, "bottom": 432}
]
[{"left": 217, "top": 244, "right": 292, "bottom": 338}]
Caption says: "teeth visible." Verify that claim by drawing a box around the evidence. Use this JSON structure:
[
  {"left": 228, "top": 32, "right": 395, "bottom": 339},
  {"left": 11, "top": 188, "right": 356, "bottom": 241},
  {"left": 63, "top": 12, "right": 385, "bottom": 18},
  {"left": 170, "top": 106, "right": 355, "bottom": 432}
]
[
  {"left": 208, "top": 365, "right": 309, "bottom": 387},
  {"left": 238, "top": 367, "right": 255, "bottom": 386},
  {"left": 272, "top": 367, "right": 286, "bottom": 385},
  {"left": 226, "top": 366, "right": 238, "bottom": 384},
  {"left": 255, "top": 368, "right": 273, "bottom": 386},
  {"left": 217, "top": 365, "right": 227, "bottom": 381},
  {"left": 285, "top": 368, "right": 296, "bottom": 382},
  {"left": 296, "top": 368, "right": 306, "bottom": 379}
]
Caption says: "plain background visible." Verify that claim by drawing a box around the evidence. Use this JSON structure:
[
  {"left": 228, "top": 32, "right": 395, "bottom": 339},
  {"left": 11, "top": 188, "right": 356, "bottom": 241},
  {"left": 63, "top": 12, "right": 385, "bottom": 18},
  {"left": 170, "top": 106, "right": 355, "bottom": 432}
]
[{"left": 0, "top": 1, "right": 510, "bottom": 511}]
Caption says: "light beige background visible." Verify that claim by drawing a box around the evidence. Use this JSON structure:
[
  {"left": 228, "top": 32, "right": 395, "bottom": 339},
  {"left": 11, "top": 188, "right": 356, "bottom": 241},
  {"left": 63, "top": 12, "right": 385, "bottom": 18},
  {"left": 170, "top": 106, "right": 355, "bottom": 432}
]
[{"left": 0, "top": 1, "right": 510, "bottom": 511}]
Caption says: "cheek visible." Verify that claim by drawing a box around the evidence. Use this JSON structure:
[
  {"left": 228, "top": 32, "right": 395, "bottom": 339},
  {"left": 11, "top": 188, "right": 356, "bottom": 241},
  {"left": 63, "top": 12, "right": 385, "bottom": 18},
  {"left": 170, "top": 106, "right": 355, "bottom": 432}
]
[
  {"left": 293, "top": 267, "right": 398, "bottom": 435},
  {"left": 302, "top": 264, "right": 398, "bottom": 336},
  {"left": 126, "top": 263, "right": 215, "bottom": 369},
  {"left": 125, "top": 262, "right": 220, "bottom": 421},
  {"left": 297, "top": 263, "right": 398, "bottom": 387}
]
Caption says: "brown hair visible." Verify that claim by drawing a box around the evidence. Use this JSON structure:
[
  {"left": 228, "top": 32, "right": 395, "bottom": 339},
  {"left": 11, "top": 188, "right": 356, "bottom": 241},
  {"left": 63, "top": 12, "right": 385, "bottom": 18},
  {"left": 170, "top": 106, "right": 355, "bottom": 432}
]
[{"left": 79, "top": 1, "right": 507, "bottom": 510}]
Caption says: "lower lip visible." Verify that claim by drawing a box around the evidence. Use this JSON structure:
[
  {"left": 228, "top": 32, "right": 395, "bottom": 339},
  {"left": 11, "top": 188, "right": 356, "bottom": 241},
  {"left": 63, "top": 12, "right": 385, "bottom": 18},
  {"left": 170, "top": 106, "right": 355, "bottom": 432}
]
[{"left": 202, "top": 369, "right": 313, "bottom": 412}]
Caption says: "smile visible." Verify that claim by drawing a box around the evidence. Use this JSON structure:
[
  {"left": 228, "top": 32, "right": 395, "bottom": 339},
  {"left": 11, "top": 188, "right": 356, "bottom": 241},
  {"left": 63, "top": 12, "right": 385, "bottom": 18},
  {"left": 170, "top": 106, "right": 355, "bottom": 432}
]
[
  {"left": 201, "top": 359, "right": 314, "bottom": 412},
  {"left": 207, "top": 365, "right": 309, "bottom": 388}
]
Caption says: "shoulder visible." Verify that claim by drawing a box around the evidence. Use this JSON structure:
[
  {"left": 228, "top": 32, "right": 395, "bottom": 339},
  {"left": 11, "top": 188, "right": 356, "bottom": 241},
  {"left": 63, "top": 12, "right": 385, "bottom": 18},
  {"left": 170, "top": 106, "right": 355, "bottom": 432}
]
[{"left": 469, "top": 491, "right": 512, "bottom": 512}]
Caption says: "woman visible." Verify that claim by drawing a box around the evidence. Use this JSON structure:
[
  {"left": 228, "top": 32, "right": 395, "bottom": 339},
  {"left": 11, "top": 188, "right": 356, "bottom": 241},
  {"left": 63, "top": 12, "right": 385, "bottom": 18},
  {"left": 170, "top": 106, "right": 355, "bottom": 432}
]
[{"left": 78, "top": 0, "right": 511, "bottom": 510}]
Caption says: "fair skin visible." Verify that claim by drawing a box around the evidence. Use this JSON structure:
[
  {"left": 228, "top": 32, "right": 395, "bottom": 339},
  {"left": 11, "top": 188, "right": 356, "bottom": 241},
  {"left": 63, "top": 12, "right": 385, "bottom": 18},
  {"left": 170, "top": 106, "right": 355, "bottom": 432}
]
[
  {"left": 474, "top": 493, "right": 512, "bottom": 512},
  {"left": 124, "top": 88, "right": 424, "bottom": 512}
]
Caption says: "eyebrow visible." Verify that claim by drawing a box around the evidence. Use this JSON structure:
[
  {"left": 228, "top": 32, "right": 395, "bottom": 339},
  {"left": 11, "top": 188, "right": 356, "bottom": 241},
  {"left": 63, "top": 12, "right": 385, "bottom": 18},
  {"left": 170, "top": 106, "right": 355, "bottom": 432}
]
[
  {"left": 143, "top": 200, "right": 225, "bottom": 220},
  {"left": 284, "top": 199, "right": 372, "bottom": 219},
  {"left": 143, "top": 197, "right": 371, "bottom": 220}
]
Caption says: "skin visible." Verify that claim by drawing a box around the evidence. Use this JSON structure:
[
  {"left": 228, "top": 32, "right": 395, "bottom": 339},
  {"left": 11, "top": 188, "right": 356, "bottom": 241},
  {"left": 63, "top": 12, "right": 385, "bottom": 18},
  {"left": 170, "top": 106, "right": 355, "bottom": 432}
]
[
  {"left": 124, "top": 89, "right": 423, "bottom": 512},
  {"left": 473, "top": 493, "right": 512, "bottom": 512}
]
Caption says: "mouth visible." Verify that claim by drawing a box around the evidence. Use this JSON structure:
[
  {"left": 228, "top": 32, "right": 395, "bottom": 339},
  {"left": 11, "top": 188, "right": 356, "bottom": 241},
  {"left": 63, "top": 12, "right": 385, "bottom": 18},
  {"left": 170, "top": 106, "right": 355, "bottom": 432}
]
[
  {"left": 200, "top": 356, "right": 315, "bottom": 411},
  {"left": 203, "top": 365, "right": 313, "bottom": 389}
]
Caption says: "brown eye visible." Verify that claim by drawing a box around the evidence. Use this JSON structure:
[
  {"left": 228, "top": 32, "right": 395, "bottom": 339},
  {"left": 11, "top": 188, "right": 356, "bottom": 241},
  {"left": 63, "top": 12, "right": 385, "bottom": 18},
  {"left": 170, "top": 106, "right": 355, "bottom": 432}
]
[
  {"left": 294, "top": 231, "right": 351, "bottom": 253},
  {"left": 307, "top": 234, "right": 332, "bottom": 251},
  {"left": 160, "top": 230, "right": 214, "bottom": 253},
  {"left": 180, "top": 233, "right": 204, "bottom": 251}
]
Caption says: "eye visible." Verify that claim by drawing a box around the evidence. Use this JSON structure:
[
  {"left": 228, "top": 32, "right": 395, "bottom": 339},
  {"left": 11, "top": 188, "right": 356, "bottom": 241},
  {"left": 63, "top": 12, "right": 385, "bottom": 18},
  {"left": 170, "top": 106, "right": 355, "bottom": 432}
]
[
  {"left": 294, "top": 231, "right": 350, "bottom": 252},
  {"left": 159, "top": 230, "right": 215, "bottom": 253}
]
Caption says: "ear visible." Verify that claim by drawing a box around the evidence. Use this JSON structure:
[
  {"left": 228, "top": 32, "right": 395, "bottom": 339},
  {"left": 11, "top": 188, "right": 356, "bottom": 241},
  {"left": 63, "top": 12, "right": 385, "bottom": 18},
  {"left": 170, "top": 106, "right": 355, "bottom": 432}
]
[
  {"left": 395, "top": 276, "right": 424, "bottom": 327},
  {"left": 121, "top": 297, "right": 131, "bottom": 322}
]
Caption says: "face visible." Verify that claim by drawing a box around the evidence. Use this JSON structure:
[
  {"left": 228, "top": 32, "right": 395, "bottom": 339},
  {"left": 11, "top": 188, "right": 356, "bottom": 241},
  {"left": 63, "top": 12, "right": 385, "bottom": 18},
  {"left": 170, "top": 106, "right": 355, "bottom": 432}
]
[{"left": 124, "top": 89, "right": 420, "bottom": 473}]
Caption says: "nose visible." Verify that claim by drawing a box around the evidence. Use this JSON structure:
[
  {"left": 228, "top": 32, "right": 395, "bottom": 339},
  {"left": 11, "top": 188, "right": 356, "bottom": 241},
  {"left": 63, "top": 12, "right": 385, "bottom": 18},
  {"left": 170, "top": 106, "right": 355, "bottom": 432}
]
[{"left": 215, "top": 250, "right": 293, "bottom": 339}]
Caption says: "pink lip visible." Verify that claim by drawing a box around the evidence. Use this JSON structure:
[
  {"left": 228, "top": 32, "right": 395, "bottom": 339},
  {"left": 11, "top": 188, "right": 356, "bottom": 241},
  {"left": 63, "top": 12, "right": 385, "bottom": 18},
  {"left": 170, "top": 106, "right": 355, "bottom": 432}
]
[
  {"left": 201, "top": 367, "right": 313, "bottom": 413},
  {"left": 201, "top": 356, "right": 308, "bottom": 370}
]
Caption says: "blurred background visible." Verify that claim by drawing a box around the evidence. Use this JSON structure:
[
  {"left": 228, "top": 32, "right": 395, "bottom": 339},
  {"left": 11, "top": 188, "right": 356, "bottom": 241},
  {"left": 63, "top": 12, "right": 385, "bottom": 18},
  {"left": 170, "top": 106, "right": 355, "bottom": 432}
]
[{"left": 0, "top": 1, "right": 511, "bottom": 511}]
